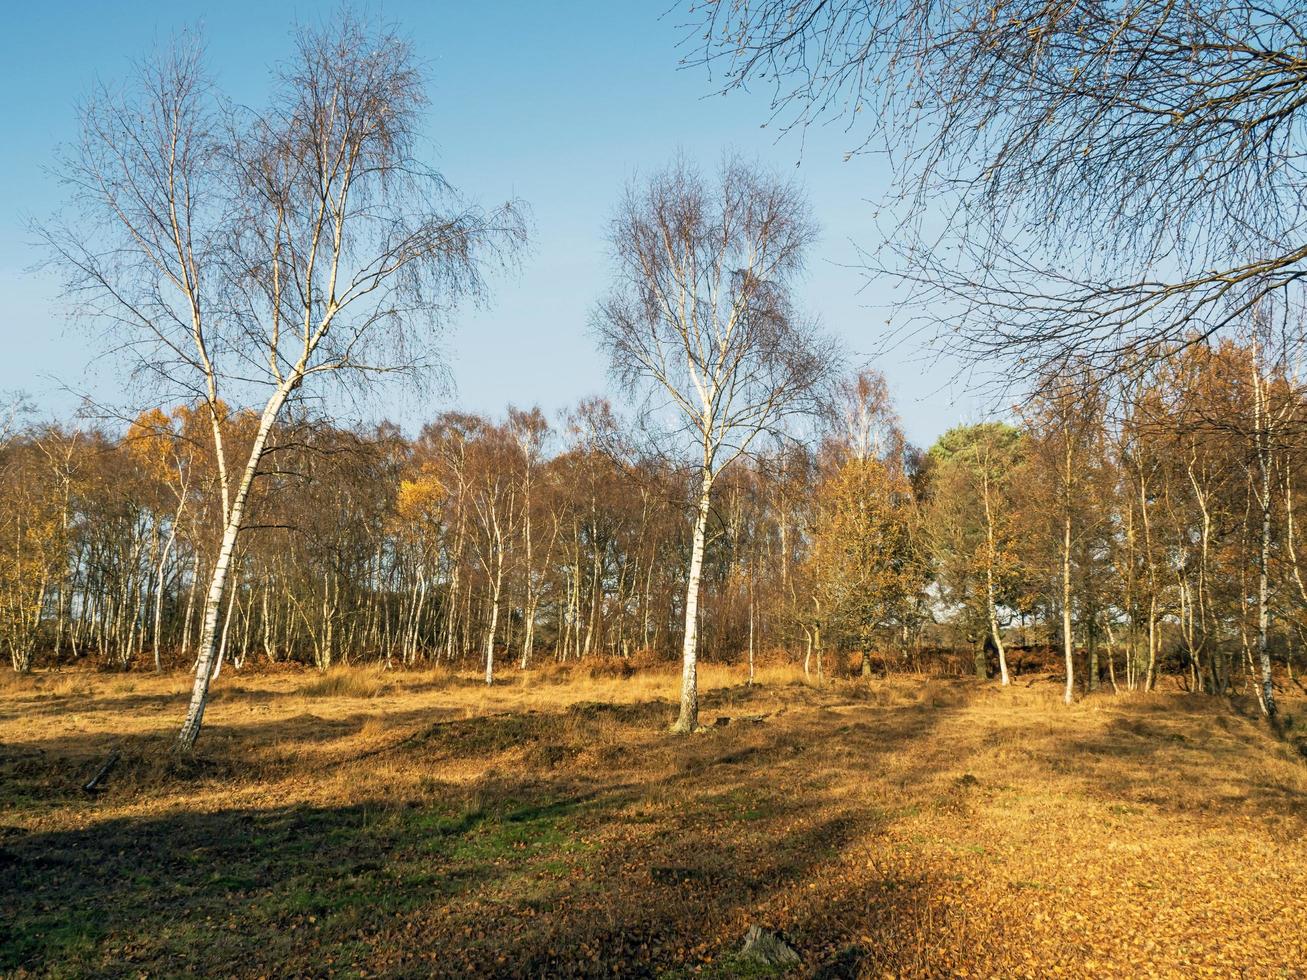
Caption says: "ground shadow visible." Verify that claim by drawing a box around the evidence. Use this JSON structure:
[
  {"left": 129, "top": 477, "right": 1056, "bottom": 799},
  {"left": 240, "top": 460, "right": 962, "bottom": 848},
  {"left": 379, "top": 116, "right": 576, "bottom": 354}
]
[{"left": 1, "top": 678, "right": 985, "bottom": 977}]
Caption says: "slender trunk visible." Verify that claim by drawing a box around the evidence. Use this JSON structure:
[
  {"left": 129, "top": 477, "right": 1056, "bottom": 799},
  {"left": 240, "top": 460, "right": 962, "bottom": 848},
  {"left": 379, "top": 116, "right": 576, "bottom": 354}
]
[
  {"left": 485, "top": 559, "right": 502, "bottom": 686},
  {"left": 1135, "top": 457, "right": 1159, "bottom": 692},
  {"left": 1188, "top": 459, "right": 1216, "bottom": 692},
  {"left": 262, "top": 580, "right": 275, "bottom": 661},
  {"left": 153, "top": 518, "right": 180, "bottom": 672},
  {"left": 1103, "top": 619, "right": 1120, "bottom": 694},
  {"left": 520, "top": 595, "right": 536, "bottom": 671},
  {"left": 747, "top": 584, "right": 756, "bottom": 686},
  {"left": 411, "top": 575, "right": 428, "bottom": 667},
  {"left": 213, "top": 566, "right": 240, "bottom": 680},
  {"left": 401, "top": 573, "right": 420, "bottom": 665},
  {"left": 980, "top": 461, "right": 1011, "bottom": 685},
  {"left": 484, "top": 597, "right": 499, "bottom": 685},
  {"left": 176, "top": 388, "right": 287, "bottom": 752},
  {"left": 642, "top": 555, "right": 654, "bottom": 650},
  {"left": 520, "top": 471, "right": 534, "bottom": 670},
  {"left": 1252, "top": 347, "right": 1278, "bottom": 719},
  {"left": 583, "top": 533, "right": 600, "bottom": 659},
  {"left": 1088, "top": 628, "right": 1099, "bottom": 693},
  {"left": 1146, "top": 594, "right": 1158, "bottom": 692},
  {"left": 181, "top": 549, "right": 199, "bottom": 661},
  {"left": 1062, "top": 511, "right": 1074, "bottom": 706},
  {"left": 1258, "top": 445, "right": 1276, "bottom": 717},
  {"left": 672, "top": 471, "right": 712, "bottom": 733},
  {"left": 1121, "top": 491, "right": 1138, "bottom": 692}
]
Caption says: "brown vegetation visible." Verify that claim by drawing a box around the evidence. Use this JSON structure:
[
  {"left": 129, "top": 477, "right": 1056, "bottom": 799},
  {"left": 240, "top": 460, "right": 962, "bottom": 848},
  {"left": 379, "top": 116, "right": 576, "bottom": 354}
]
[
  {"left": 4, "top": 665, "right": 1306, "bottom": 977},
  {"left": 9, "top": 7, "right": 1307, "bottom": 976}
]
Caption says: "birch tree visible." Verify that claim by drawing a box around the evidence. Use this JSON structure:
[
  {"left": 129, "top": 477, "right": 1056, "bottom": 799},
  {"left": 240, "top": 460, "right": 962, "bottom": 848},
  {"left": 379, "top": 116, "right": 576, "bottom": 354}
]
[
  {"left": 46, "top": 16, "right": 525, "bottom": 750},
  {"left": 508, "top": 406, "right": 552, "bottom": 670},
  {"left": 594, "top": 156, "right": 836, "bottom": 732},
  {"left": 691, "top": 0, "right": 1307, "bottom": 380},
  {"left": 1022, "top": 374, "right": 1108, "bottom": 705}
]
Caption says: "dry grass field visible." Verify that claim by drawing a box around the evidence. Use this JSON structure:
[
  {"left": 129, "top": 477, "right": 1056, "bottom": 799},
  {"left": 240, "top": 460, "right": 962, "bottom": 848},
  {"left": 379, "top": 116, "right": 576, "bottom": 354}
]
[{"left": 3, "top": 663, "right": 1307, "bottom": 978}]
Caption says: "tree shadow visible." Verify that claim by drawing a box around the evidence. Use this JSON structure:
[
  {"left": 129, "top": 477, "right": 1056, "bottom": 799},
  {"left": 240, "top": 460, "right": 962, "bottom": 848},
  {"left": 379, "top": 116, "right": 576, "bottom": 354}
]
[
  {"left": 0, "top": 678, "right": 985, "bottom": 977},
  {"left": 1057, "top": 700, "right": 1307, "bottom": 824}
]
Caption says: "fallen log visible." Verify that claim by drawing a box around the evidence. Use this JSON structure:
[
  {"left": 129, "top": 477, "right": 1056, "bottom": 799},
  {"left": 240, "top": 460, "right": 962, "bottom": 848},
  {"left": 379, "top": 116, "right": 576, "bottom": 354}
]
[{"left": 83, "top": 750, "right": 121, "bottom": 794}]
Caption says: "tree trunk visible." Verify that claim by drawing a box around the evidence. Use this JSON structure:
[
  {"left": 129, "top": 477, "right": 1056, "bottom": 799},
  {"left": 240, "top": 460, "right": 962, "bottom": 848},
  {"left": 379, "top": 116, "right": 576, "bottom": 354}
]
[
  {"left": 1088, "top": 629, "right": 1099, "bottom": 692},
  {"left": 1244, "top": 341, "right": 1276, "bottom": 717},
  {"left": 672, "top": 471, "right": 712, "bottom": 733},
  {"left": 176, "top": 389, "right": 286, "bottom": 752},
  {"left": 152, "top": 517, "right": 180, "bottom": 672},
  {"left": 747, "top": 588, "right": 756, "bottom": 685},
  {"left": 980, "top": 463, "right": 1011, "bottom": 685},
  {"left": 1103, "top": 618, "right": 1120, "bottom": 694},
  {"left": 1258, "top": 443, "right": 1276, "bottom": 718},
  {"left": 485, "top": 566, "right": 501, "bottom": 686},
  {"left": 1062, "top": 511, "right": 1075, "bottom": 707},
  {"left": 213, "top": 567, "right": 240, "bottom": 680},
  {"left": 520, "top": 595, "right": 536, "bottom": 671},
  {"left": 1136, "top": 459, "right": 1159, "bottom": 692}
]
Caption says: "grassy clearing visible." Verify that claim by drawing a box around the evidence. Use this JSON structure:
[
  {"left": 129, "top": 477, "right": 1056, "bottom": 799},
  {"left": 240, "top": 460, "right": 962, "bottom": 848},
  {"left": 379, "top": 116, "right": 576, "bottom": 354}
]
[
  {"left": 2, "top": 664, "right": 1306, "bottom": 976},
  {"left": 299, "top": 665, "right": 390, "bottom": 699}
]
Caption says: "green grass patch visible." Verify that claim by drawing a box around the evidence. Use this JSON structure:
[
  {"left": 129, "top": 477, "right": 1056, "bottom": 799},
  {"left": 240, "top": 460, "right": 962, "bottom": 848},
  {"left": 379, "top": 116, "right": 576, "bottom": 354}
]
[
  {"left": 2, "top": 910, "right": 105, "bottom": 975},
  {"left": 2, "top": 794, "right": 603, "bottom": 977}
]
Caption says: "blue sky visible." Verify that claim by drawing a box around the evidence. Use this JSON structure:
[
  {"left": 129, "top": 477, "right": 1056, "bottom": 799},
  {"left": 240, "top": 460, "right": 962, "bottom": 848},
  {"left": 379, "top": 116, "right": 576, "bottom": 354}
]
[{"left": 0, "top": 1, "right": 986, "bottom": 447}]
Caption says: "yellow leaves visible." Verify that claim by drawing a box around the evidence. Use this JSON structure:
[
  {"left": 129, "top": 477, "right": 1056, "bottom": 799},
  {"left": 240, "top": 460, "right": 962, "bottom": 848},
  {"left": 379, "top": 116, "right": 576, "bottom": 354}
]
[
  {"left": 805, "top": 455, "right": 919, "bottom": 631},
  {"left": 125, "top": 407, "right": 180, "bottom": 482},
  {"left": 394, "top": 472, "right": 446, "bottom": 525},
  {"left": 125, "top": 403, "right": 216, "bottom": 490}
]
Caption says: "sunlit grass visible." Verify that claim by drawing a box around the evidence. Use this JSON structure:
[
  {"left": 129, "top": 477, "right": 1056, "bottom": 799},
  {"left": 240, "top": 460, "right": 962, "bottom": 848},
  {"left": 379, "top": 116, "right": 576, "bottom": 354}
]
[{"left": 2, "top": 661, "right": 1306, "bottom": 976}]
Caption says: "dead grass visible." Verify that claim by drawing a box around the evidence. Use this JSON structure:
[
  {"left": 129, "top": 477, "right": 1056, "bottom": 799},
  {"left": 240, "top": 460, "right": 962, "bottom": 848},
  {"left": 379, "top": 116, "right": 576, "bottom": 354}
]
[
  {"left": 298, "top": 665, "right": 389, "bottom": 699},
  {"left": 2, "top": 663, "right": 1306, "bottom": 977}
]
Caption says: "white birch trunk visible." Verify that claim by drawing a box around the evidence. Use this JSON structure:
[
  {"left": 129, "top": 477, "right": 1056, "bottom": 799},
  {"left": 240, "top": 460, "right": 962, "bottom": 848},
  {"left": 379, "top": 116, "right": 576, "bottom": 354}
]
[
  {"left": 176, "top": 388, "right": 287, "bottom": 751},
  {"left": 1062, "top": 511, "right": 1075, "bottom": 707},
  {"left": 484, "top": 515, "right": 504, "bottom": 685},
  {"left": 672, "top": 471, "right": 713, "bottom": 733},
  {"left": 980, "top": 462, "right": 1010, "bottom": 685}
]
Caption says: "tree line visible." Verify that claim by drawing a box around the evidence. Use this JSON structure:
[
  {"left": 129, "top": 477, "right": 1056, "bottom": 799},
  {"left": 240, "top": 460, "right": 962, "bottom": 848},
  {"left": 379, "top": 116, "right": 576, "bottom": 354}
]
[{"left": 6, "top": 333, "right": 1307, "bottom": 717}]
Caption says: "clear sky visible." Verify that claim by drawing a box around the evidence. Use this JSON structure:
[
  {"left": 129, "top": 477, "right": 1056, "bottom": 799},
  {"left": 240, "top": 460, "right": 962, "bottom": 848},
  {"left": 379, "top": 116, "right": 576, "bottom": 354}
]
[{"left": 0, "top": 1, "right": 988, "bottom": 448}]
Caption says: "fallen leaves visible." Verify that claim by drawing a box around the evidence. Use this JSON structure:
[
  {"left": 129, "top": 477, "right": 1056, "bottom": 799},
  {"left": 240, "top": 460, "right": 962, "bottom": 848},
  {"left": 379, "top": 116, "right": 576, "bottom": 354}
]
[{"left": 4, "top": 671, "right": 1307, "bottom": 977}]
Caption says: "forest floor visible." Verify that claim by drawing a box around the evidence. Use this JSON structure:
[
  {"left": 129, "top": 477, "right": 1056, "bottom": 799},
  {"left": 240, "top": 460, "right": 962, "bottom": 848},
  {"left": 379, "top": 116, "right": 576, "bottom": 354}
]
[{"left": 3, "top": 662, "right": 1307, "bottom": 978}]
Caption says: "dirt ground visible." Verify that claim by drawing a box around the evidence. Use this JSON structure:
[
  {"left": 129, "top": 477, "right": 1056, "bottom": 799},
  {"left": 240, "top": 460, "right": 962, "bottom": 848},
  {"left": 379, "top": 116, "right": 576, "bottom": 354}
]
[{"left": 3, "top": 663, "right": 1307, "bottom": 978}]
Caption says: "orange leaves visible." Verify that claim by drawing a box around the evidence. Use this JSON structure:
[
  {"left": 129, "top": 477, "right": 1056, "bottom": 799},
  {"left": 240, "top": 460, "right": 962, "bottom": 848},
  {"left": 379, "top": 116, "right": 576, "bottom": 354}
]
[
  {"left": 394, "top": 472, "right": 446, "bottom": 526},
  {"left": 804, "top": 454, "right": 921, "bottom": 642},
  {"left": 125, "top": 406, "right": 177, "bottom": 480},
  {"left": 8, "top": 669, "right": 1307, "bottom": 974}
]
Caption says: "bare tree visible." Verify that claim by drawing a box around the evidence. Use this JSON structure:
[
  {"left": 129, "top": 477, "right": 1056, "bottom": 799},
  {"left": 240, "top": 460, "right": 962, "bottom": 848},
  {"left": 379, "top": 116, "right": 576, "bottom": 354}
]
[
  {"left": 45, "top": 15, "right": 526, "bottom": 750},
  {"left": 508, "top": 406, "right": 552, "bottom": 670},
  {"left": 688, "top": 1, "right": 1307, "bottom": 380},
  {"left": 594, "top": 156, "right": 837, "bottom": 732},
  {"left": 0, "top": 393, "right": 32, "bottom": 451},
  {"left": 830, "top": 368, "right": 905, "bottom": 464}
]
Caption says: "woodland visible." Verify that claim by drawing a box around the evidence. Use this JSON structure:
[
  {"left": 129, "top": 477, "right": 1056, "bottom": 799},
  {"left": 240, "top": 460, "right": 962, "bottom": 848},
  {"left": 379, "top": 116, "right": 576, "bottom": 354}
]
[
  {"left": 7, "top": 345, "right": 1307, "bottom": 713},
  {"left": 6, "top": 1, "right": 1307, "bottom": 977}
]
